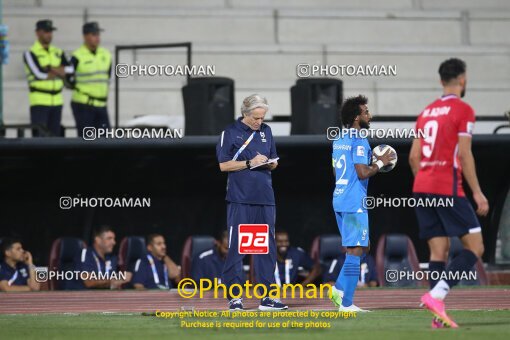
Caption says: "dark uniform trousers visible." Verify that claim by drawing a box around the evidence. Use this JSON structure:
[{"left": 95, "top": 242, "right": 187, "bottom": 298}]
[
  {"left": 71, "top": 102, "right": 111, "bottom": 137},
  {"left": 221, "top": 202, "right": 277, "bottom": 298},
  {"left": 30, "top": 105, "right": 62, "bottom": 137}
]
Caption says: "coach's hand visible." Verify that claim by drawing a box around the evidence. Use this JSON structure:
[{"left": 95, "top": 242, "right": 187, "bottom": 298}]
[
  {"left": 473, "top": 191, "right": 489, "bottom": 216},
  {"left": 250, "top": 154, "right": 268, "bottom": 166},
  {"left": 375, "top": 149, "right": 395, "bottom": 166}
]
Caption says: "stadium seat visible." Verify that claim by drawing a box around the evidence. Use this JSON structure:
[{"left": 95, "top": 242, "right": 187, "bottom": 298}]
[
  {"left": 376, "top": 234, "right": 425, "bottom": 287},
  {"left": 180, "top": 235, "right": 215, "bottom": 278},
  {"left": 118, "top": 236, "right": 146, "bottom": 273},
  {"left": 310, "top": 234, "right": 345, "bottom": 277},
  {"left": 448, "top": 237, "right": 489, "bottom": 285},
  {"left": 48, "top": 237, "right": 86, "bottom": 290}
]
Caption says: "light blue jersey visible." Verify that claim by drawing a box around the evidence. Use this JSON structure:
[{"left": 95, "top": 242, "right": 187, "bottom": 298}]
[{"left": 332, "top": 129, "right": 371, "bottom": 213}]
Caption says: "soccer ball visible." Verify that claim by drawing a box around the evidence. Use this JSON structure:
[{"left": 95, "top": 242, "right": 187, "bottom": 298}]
[{"left": 372, "top": 144, "right": 398, "bottom": 173}]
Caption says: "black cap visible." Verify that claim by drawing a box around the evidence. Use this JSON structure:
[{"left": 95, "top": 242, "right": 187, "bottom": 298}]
[
  {"left": 83, "top": 22, "right": 104, "bottom": 34},
  {"left": 36, "top": 19, "right": 57, "bottom": 32}
]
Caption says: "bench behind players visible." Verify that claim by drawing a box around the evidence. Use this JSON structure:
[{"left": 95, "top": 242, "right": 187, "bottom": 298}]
[
  {"left": 0, "top": 238, "right": 40, "bottom": 292},
  {"left": 409, "top": 58, "right": 489, "bottom": 328}
]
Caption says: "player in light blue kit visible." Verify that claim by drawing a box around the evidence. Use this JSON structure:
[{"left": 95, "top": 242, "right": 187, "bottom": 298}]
[{"left": 330, "top": 95, "right": 393, "bottom": 312}]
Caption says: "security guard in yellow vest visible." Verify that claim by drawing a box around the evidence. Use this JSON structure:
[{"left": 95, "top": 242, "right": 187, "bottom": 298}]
[
  {"left": 69, "top": 22, "right": 111, "bottom": 137},
  {"left": 23, "top": 20, "right": 73, "bottom": 137}
]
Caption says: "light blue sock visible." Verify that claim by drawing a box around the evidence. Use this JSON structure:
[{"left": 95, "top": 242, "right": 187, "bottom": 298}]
[{"left": 339, "top": 254, "right": 361, "bottom": 307}]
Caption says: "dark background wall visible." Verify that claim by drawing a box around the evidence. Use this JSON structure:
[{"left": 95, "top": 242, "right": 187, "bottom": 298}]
[{"left": 0, "top": 135, "right": 508, "bottom": 266}]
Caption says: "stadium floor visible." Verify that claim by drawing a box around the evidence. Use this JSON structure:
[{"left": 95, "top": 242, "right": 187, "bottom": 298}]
[{"left": 1, "top": 287, "right": 509, "bottom": 314}]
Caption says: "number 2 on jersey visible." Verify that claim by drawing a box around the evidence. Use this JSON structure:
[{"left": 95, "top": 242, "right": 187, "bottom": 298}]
[{"left": 335, "top": 154, "right": 348, "bottom": 185}]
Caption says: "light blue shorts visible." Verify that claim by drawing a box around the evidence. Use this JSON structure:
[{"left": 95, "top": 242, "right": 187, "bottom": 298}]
[{"left": 335, "top": 211, "right": 369, "bottom": 247}]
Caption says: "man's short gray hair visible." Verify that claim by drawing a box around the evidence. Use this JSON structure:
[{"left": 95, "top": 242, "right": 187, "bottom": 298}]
[{"left": 241, "top": 94, "right": 269, "bottom": 116}]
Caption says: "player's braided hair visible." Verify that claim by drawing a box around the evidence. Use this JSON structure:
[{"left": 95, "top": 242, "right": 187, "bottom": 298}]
[{"left": 340, "top": 95, "right": 368, "bottom": 128}]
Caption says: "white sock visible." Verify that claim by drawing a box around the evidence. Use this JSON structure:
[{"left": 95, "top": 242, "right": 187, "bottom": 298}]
[{"left": 429, "top": 280, "right": 450, "bottom": 300}]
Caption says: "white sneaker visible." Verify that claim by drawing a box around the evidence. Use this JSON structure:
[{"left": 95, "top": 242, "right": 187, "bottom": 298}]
[{"left": 338, "top": 304, "right": 370, "bottom": 313}]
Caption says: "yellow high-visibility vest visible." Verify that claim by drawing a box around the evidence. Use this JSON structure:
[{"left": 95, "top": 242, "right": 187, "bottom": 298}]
[
  {"left": 24, "top": 40, "right": 65, "bottom": 106},
  {"left": 71, "top": 45, "right": 111, "bottom": 107}
]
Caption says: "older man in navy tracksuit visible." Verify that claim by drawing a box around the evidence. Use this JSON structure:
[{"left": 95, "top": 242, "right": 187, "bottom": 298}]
[{"left": 216, "top": 94, "right": 287, "bottom": 311}]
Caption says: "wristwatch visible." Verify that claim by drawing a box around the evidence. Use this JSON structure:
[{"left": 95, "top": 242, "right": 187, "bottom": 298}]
[{"left": 246, "top": 160, "right": 251, "bottom": 168}]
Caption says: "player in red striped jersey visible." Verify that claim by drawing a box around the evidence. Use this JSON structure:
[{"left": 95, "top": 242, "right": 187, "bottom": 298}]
[{"left": 409, "top": 58, "right": 489, "bottom": 328}]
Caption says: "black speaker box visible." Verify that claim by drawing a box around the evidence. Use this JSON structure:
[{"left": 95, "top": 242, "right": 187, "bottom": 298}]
[
  {"left": 183, "top": 77, "right": 235, "bottom": 135},
  {"left": 290, "top": 78, "right": 343, "bottom": 134}
]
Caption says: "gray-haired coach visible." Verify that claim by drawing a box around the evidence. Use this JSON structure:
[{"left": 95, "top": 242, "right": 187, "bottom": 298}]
[{"left": 216, "top": 94, "right": 287, "bottom": 311}]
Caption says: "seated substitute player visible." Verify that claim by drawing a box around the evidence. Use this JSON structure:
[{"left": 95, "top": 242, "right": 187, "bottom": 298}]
[
  {"left": 191, "top": 231, "right": 233, "bottom": 283},
  {"left": 323, "top": 253, "right": 378, "bottom": 288},
  {"left": 131, "top": 233, "right": 180, "bottom": 290},
  {"left": 330, "top": 95, "right": 393, "bottom": 312},
  {"left": 274, "top": 230, "right": 321, "bottom": 285},
  {"left": 67, "top": 225, "right": 131, "bottom": 290},
  {"left": 409, "top": 58, "right": 489, "bottom": 328},
  {"left": 0, "top": 238, "right": 40, "bottom": 292}
]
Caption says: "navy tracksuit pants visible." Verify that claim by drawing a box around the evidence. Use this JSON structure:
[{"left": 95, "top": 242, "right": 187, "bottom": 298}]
[
  {"left": 221, "top": 202, "right": 277, "bottom": 299},
  {"left": 30, "top": 105, "right": 62, "bottom": 137},
  {"left": 71, "top": 102, "right": 111, "bottom": 137}
]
